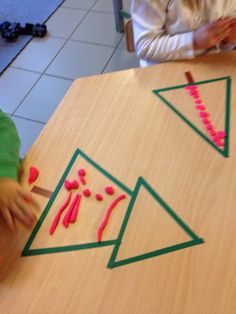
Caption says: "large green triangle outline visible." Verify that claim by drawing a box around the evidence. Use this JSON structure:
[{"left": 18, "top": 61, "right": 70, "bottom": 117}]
[
  {"left": 107, "top": 177, "right": 204, "bottom": 269},
  {"left": 22, "top": 148, "right": 133, "bottom": 257},
  {"left": 152, "top": 76, "right": 231, "bottom": 158},
  {"left": 22, "top": 150, "right": 204, "bottom": 266}
]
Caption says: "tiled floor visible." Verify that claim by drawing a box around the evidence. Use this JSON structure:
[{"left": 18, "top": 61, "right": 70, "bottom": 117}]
[{"left": 0, "top": 0, "right": 138, "bottom": 157}]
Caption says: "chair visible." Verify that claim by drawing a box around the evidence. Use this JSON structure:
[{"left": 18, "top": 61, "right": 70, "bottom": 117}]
[{"left": 113, "top": 0, "right": 135, "bottom": 53}]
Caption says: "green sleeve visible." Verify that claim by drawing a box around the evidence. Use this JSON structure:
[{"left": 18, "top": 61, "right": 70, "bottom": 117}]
[{"left": 0, "top": 110, "right": 21, "bottom": 180}]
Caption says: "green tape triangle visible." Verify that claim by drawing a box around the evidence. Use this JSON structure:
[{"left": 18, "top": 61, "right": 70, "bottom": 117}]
[
  {"left": 22, "top": 149, "right": 132, "bottom": 257},
  {"left": 108, "top": 177, "right": 204, "bottom": 269},
  {"left": 153, "top": 76, "right": 231, "bottom": 158}
]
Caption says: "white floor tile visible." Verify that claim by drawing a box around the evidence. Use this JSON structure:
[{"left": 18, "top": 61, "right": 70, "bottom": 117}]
[
  {"left": 103, "top": 49, "right": 139, "bottom": 73},
  {"left": 62, "top": 0, "right": 96, "bottom": 10},
  {"left": 15, "top": 75, "right": 72, "bottom": 123},
  {"left": 0, "top": 68, "right": 40, "bottom": 114},
  {"left": 92, "top": 0, "right": 114, "bottom": 13},
  {"left": 71, "top": 11, "right": 123, "bottom": 47},
  {"left": 46, "top": 40, "right": 114, "bottom": 79},
  {"left": 11, "top": 37, "right": 66, "bottom": 73},
  {"left": 12, "top": 116, "right": 45, "bottom": 157},
  {"left": 46, "top": 7, "right": 87, "bottom": 38},
  {"left": 0, "top": 1, "right": 140, "bottom": 159},
  {"left": 117, "top": 36, "right": 126, "bottom": 50}
]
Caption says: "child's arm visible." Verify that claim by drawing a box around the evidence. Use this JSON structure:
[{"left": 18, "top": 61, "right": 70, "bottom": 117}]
[
  {"left": 0, "top": 180, "right": 36, "bottom": 230},
  {"left": 220, "top": 20, "right": 236, "bottom": 48},
  {"left": 193, "top": 18, "right": 236, "bottom": 50},
  {"left": 0, "top": 110, "right": 20, "bottom": 181},
  {"left": 131, "top": 0, "right": 195, "bottom": 62},
  {"left": 131, "top": 0, "right": 235, "bottom": 63},
  {"left": 0, "top": 110, "right": 36, "bottom": 230}
]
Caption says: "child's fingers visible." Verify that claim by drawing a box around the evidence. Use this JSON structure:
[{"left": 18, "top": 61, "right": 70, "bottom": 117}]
[
  {"left": 9, "top": 202, "right": 33, "bottom": 228},
  {"left": 216, "top": 17, "right": 236, "bottom": 27},
  {"left": 16, "top": 197, "right": 36, "bottom": 221},
  {"left": 217, "top": 28, "right": 233, "bottom": 41},
  {"left": 210, "top": 19, "right": 235, "bottom": 35},
  {"left": 1, "top": 207, "right": 15, "bottom": 231},
  {"left": 19, "top": 189, "right": 39, "bottom": 210}
]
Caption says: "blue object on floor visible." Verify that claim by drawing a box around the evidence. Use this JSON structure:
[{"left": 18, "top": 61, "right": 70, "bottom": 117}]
[{"left": 0, "top": 0, "right": 64, "bottom": 74}]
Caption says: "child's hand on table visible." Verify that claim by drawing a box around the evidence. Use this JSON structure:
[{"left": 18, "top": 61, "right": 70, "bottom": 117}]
[
  {"left": 193, "top": 17, "right": 236, "bottom": 50},
  {"left": 221, "top": 19, "right": 236, "bottom": 44},
  {"left": 0, "top": 179, "right": 37, "bottom": 231}
]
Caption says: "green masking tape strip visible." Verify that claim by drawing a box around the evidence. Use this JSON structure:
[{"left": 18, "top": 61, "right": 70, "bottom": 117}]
[
  {"left": 109, "top": 238, "right": 204, "bottom": 269},
  {"left": 108, "top": 177, "right": 204, "bottom": 269},
  {"left": 153, "top": 76, "right": 231, "bottom": 158},
  {"left": 107, "top": 177, "right": 141, "bottom": 267},
  {"left": 224, "top": 77, "right": 231, "bottom": 157},
  {"left": 155, "top": 76, "right": 230, "bottom": 93},
  {"left": 22, "top": 240, "right": 118, "bottom": 257},
  {"left": 22, "top": 148, "right": 132, "bottom": 256},
  {"left": 22, "top": 150, "right": 79, "bottom": 256},
  {"left": 77, "top": 148, "right": 133, "bottom": 196}
]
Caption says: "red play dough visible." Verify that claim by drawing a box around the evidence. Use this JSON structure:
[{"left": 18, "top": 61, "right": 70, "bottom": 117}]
[
  {"left": 95, "top": 193, "right": 103, "bottom": 201},
  {"left": 206, "top": 124, "right": 213, "bottom": 130},
  {"left": 195, "top": 105, "right": 205, "bottom": 110},
  {"left": 190, "top": 89, "right": 198, "bottom": 96},
  {"left": 70, "top": 194, "right": 82, "bottom": 223},
  {"left": 209, "top": 129, "right": 216, "bottom": 136},
  {"left": 105, "top": 186, "right": 115, "bottom": 195},
  {"left": 214, "top": 139, "right": 224, "bottom": 147},
  {"left": 49, "top": 192, "right": 72, "bottom": 235},
  {"left": 194, "top": 99, "right": 202, "bottom": 104},
  {"left": 185, "top": 85, "right": 196, "bottom": 90},
  {"left": 202, "top": 118, "right": 210, "bottom": 124},
  {"left": 28, "top": 166, "right": 39, "bottom": 185},
  {"left": 78, "top": 168, "right": 86, "bottom": 176},
  {"left": 79, "top": 176, "right": 86, "bottom": 185},
  {"left": 213, "top": 132, "right": 226, "bottom": 142},
  {"left": 71, "top": 179, "right": 79, "bottom": 189},
  {"left": 62, "top": 194, "right": 80, "bottom": 228},
  {"left": 216, "top": 131, "right": 226, "bottom": 139},
  {"left": 83, "top": 188, "right": 91, "bottom": 197},
  {"left": 199, "top": 111, "right": 209, "bottom": 118},
  {"left": 97, "top": 194, "right": 126, "bottom": 242},
  {"left": 64, "top": 179, "right": 71, "bottom": 191},
  {"left": 192, "top": 93, "right": 199, "bottom": 99}
]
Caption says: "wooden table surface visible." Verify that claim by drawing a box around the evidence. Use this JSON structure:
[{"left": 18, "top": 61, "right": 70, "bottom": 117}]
[{"left": 0, "top": 52, "right": 236, "bottom": 314}]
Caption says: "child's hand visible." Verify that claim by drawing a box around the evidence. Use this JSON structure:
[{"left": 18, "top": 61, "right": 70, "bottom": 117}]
[
  {"left": 193, "top": 17, "right": 235, "bottom": 50},
  {"left": 221, "top": 22, "right": 236, "bottom": 44},
  {"left": 0, "top": 179, "right": 37, "bottom": 230}
]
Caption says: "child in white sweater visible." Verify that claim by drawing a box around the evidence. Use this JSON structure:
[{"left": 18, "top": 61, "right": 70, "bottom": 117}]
[{"left": 131, "top": 0, "right": 236, "bottom": 66}]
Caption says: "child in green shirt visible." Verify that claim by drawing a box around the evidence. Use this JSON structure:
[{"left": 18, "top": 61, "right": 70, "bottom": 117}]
[{"left": 0, "top": 110, "right": 36, "bottom": 231}]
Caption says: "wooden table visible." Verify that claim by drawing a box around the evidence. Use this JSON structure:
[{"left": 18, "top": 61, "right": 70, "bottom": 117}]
[{"left": 1, "top": 52, "right": 236, "bottom": 314}]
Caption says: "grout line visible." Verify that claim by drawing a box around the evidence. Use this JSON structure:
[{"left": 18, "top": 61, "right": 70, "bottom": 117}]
[
  {"left": 35, "top": 34, "right": 121, "bottom": 48},
  {"left": 12, "top": 114, "right": 46, "bottom": 125},
  {"left": 10, "top": 66, "right": 42, "bottom": 75},
  {"left": 116, "top": 34, "right": 126, "bottom": 49},
  {"left": 10, "top": 6, "right": 92, "bottom": 115},
  {"left": 41, "top": 9, "right": 92, "bottom": 74},
  {"left": 100, "top": 49, "right": 117, "bottom": 73},
  {"left": 11, "top": 72, "right": 45, "bottom": 115},
  {"left": 100, "top": 33, "right": 127, "bottom": 74},
  {"left": 3, "top": 0, "right": 133, "bottom": 118},
  {"left": 10, "top": 65, "right": 73, "bottom": 81},
  {"left": 43, "top": 72, "right": 73, "bottom": 81},
  {"left": 62, "top": 0, "right": 99, "bottom": 11},
  {"left": 66, "top": 37, "right": 121, "bottom": 48},
  {"left": 60, "top": 6, "right": 88, "bottom": 12},
  {"left": 91, "top": 9, "right": 114, "bottom": 15}
]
